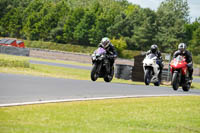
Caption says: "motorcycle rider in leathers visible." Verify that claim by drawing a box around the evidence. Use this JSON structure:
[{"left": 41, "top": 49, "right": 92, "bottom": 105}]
[
  {"left": 146, "top": 44, "right": 163, "bottom": 78},
  {"left": 98, "top": 37, "right": 117, "bottom": 71},
  {"left": 173, "top": 43, "right": 193, "bottom": 82}
]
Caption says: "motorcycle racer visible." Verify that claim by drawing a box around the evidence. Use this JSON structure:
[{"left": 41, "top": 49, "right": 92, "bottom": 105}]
[
  {"left": 146, "top": 44, "right": 163, "bottom": 75},
  {"left": 98, "top": 37, "right": 117, "bottom": 68},
  {"left": 173, "top": 43, "right": 193, "bottom": 82}
]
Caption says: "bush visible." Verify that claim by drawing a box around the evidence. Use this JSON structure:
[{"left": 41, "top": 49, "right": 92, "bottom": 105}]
[
  {"left": 110, "top": 38, "right": 127, "bottom": 57},
  {"left": 120, "top": 50, "right": 141, "bottom": 59},
  {"left": 193, "top": 55, "right": 200, "bottom": 65}
]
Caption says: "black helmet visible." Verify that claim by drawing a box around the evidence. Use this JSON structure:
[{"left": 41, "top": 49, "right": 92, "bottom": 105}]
[
  {"left": 151, "top": 44, "right": 158, "bottom": 54},
  {"left": 178, "top": 43, "right": 186, "bottom": 53}
]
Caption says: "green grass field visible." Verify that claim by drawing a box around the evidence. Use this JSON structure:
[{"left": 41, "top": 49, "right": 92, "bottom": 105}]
[{"left": 0, "top": 96, "right": 200, "bottom": 133}]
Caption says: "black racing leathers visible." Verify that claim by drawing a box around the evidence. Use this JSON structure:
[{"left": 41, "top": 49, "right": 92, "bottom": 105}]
[
  {"left": 99, "top": 43, "right": 117, "bottom": 68},
  {"left": 173, "top": 50, "right": 193, "bottom": 80}
]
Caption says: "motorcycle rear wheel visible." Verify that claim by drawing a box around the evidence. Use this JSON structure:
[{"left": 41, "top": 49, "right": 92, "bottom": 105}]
[
  {"left": 182, "top": 84, "right": 190, "bottom": 91},
  {"left": 172, "top": 72, "right": 179, "bottom": 91},
  {"left": 182, "top": 71, "right": 190, "bottom": 91},
  {"left": 91, "top": 64, "right": 98, "bottom": 81}
]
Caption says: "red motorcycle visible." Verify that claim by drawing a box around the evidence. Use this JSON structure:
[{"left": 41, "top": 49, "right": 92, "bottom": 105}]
[{"left": 170, "top": 55, "right": 191, "bottom": 91}]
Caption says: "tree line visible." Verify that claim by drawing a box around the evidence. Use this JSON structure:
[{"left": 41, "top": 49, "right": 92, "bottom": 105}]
[{"left": 0, "top": 0, "right": 199, "bottom": 57}]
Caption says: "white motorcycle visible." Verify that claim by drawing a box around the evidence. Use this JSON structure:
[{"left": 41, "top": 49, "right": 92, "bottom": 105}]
[{"left": 143, "top": 53, "right": 161, "bottom": 86}]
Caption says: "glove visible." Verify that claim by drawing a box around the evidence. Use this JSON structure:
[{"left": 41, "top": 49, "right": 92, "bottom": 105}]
[
  {"left": 187, "top": 62, "right": 192, "bottom": 68},
  {"left": 107, "top": 55, "right": 114, "bottom": 59},
  {"left": 108, "top": 55, "right": 117, "bottom": 59}
]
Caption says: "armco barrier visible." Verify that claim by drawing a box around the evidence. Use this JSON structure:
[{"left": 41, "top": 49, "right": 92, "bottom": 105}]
[
  {"left": 0, "top": 45, "right": 30, "bottom": 56},
  {"left": 161, "top": 68, "right": 171, "bottom": 81}
]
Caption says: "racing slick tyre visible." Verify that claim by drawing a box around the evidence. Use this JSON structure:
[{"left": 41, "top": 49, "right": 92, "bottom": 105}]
[
  {"left": 144, "top": 68, "right": 151, "bottom": 85},
  {"left": 91, "top": 64, "right": 98, "bottom": 81},
  {"left": 172, "top": 72, "right": 179, "bottom": 91}
]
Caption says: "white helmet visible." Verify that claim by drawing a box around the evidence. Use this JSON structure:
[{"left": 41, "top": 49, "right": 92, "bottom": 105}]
[
  {"left": 101, "top": 37, "right": 110, "bottom": 48},
  {"left": 151, "top": 44, "right": 158, "bottom": 54},
  {"left": 178, "top": 43, "right": 186, "bottom": 53}
]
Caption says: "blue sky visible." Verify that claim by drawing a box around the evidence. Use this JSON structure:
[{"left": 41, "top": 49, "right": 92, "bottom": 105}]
[{"left": 127, "top": 0, "right": 200, "bottom": 22}]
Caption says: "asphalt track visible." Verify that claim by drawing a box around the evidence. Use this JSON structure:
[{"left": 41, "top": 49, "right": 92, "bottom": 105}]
[{"left": 0, "top": 73, "right": 200, "bottom": 107}]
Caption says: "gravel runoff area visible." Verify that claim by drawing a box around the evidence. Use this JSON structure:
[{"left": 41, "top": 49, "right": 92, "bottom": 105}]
[{"left": 29, "top": 49, "right": 134, "bottom": 66}]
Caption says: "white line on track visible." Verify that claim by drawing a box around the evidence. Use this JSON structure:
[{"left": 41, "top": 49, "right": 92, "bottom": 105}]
[{"left": 0, "top": 94, "right": 197, "bottom": 107}]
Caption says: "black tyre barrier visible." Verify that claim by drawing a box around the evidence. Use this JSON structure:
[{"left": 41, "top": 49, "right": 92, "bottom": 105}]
[
  {"left": 115, "top": 64, "right": 133, "bottom": 80},
  {"left": 115, "top": 63, "right": 171, "bottom": 82}
]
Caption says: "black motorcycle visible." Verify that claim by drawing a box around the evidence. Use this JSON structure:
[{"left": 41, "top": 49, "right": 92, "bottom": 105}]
[{"left": 90, "top": 47, "right": 114, "bottom": 82}]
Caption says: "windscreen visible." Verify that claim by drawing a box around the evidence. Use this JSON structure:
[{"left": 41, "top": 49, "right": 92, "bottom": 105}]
[
  {"left": 95, "top": 47, "right": 106, "bottom": 55},
  {"left": 174, "top": 55, "right": 184, "bottom": 62},
  {"left": 146, "top": 53, "right": 156, "bottom": 59}
]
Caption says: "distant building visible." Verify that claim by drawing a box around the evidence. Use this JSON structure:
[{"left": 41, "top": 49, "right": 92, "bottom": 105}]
[{"left": 0, "top": 38, "right": 25, "bottom": 48}]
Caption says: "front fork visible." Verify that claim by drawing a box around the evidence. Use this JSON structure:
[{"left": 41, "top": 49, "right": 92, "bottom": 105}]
[
  {"left": 104, "top": 59, "right": 110, "bottom": 74},
  {"left": 92, "top": 61, "right": 102, "bottom": 75},
  {"left": 172, "top": 70, "right": 181, "bottom": 84}
]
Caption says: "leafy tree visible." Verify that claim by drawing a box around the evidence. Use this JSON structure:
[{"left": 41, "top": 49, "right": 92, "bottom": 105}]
[
  {"left": 88, "top": 2, "right": 109, "bottom": 46},
  {"left": 108, "top": 5, "right": 139, "bottom": 40},
  {"left": 0, "top": 7, "right": 23, "bottom": 37},
  {"left": 63, "top": 8, "right": 85, "bottom": 43},
  {"left": 130, "top": 8, "right": 157, "bottom": 50},
  {"left": 73, "top": 10, "right": 96, "bottom": 45},
  {"left": 22, "top": 0, "right": 44, "bottom": 40},
  {"left": 185, "top": 18, "right": 200, "bottom": 56},
  {"left": 23, "top": 12, "right": 41, "bottom": 40},
  {"left": 0, "top": 0, "right": 198, "bottom": 58},
  {"left": 184, "top": 19, "right": 200, "bottom": 43},
  {"left": 155, "top": 0, "right": 190, "bottom": 52},
  {"left": 0, "top": 0, "right": 13, "bottom": 19},
  {"left": 189, "top": 27, "right": 200, "bottom": 55}
]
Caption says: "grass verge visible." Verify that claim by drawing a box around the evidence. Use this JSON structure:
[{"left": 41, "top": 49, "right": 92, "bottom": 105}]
[
  {"left": 191, "top": 82, "right": 200, "bottom": 89},
  {"left": 0, "top": 96, "right": 200, "bottom": 133}
]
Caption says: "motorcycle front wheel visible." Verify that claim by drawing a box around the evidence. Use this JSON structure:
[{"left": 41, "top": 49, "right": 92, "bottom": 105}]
[
  {"left": 91, "top": 64, "right": 98, "bottom": 81},
  {"left": 172, "top": 72, "right": 179, "bottom": 91},
  {"left": 144, "top": 68, "right": 151, "bottom": 85}
]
